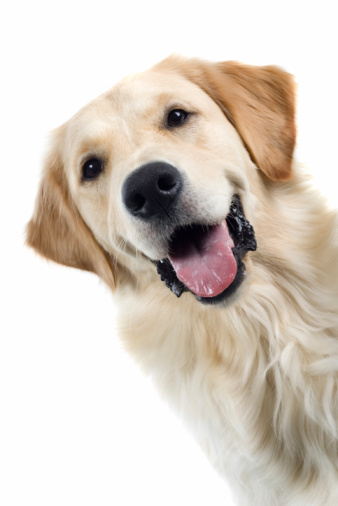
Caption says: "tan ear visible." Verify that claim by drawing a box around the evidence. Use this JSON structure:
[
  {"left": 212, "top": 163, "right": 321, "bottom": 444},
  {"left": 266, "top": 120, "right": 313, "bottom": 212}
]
[
  {"left": 26, "top": 129, "right": 116, "bottom": 291},
  {"left": 156, "top": 56, "right": 296, "bottom": 181}
]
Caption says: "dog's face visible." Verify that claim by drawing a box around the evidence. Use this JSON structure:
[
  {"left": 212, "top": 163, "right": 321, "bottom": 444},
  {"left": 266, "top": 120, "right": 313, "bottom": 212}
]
[
  {"left": 27, "top": 56, "right": 296, "bottom": 306},
  {"left": 68, "top": 71, "right": 247, "bottom": 258}
]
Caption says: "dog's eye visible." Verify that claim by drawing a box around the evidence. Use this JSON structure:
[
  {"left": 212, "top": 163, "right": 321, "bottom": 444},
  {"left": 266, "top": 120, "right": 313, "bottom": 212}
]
[
  {"left": 166, "top": 109, "right": 189, "bottom": 128},
  {"left": 82, "top": 158, "right": 103, "bottom": 181}
]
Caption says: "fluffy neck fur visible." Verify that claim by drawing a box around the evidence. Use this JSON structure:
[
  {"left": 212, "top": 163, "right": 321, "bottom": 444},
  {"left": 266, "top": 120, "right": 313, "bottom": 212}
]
[{"left": 116, "top": 168, "right": 338, "bottom": 505}]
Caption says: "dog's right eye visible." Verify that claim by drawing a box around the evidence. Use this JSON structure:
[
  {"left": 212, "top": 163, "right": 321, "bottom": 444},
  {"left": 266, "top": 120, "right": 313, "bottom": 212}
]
[
  {"left": 82, "top": 158, "right": 103, "bottom": 181},
  {"left": 166, "top": 109, "right": 189, "bottom": 128}
]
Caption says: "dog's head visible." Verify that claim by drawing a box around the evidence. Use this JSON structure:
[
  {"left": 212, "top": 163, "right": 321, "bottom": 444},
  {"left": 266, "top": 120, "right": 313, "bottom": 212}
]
[{"left": 27, "top": 56, "right": 296, "bottom": 305}]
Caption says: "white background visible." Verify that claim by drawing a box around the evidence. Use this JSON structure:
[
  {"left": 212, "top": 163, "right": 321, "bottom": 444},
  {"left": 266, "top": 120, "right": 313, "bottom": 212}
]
[{"left": 1, "top": 1, "right": 337, "bottom": 505}]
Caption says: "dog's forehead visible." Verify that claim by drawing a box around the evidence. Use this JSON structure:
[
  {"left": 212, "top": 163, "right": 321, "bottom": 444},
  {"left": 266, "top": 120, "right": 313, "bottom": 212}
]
[
  {"left": 63, "top": 69, "right": 218, "bottom": 156},
  {"left": 108, "top": 69, "right": 209, "bottom": 109},
  {"left": 70, "top": 69, "right": 211, "bottom": 130}
]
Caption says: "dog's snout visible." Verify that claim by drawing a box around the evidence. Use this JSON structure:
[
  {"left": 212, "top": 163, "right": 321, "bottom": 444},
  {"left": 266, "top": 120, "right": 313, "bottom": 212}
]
[{"left": 122, "top": 162, "right": 182, "bottom": 220}]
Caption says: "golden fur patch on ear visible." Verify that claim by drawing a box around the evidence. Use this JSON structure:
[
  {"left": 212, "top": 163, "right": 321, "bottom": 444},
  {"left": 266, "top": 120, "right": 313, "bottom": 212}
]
[
  {"left": 26, "top": 131, "right": 116, "bottom": 291},
  {"left": 155, "top": 56, "right": 296, "bottom": 182}
]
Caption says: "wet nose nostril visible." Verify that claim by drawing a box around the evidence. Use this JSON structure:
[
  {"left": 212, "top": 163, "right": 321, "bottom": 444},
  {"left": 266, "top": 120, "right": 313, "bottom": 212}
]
[{"left": 130, "top": 193, "right": 146, "bottom": 213}]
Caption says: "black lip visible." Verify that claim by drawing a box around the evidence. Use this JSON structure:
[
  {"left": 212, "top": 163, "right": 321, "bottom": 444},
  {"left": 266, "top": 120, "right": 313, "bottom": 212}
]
[
  {"left": 156, "top": 194, "right": 257, "bottom": 304},
  {"left": 226, "top": 194, "right": 257, "bottom": 258}
]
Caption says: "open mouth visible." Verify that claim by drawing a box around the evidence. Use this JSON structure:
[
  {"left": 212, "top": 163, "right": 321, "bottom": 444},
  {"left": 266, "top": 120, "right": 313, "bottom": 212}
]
[{"left": 156, "top": 195, "right": 257, "bottom": 304}]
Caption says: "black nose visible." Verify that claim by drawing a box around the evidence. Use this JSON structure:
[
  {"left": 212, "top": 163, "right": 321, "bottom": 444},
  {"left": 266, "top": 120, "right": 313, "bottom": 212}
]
[{"left": 122, "top": 162, "right": 182, "bottom": 220}]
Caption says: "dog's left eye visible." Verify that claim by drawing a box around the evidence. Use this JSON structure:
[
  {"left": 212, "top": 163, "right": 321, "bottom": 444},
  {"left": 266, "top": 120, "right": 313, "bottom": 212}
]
[
  {"left": 166, "top": 109, "right": 189, "bottom": 128},
  {"left": 82, "top": 158, "right": 103, "bottom": 181}
]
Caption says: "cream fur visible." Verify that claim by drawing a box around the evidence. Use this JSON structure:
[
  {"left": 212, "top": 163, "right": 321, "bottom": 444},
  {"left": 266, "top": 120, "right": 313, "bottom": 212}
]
[{"left": 27, "top": 56, "right": 338, "bottom": 505}]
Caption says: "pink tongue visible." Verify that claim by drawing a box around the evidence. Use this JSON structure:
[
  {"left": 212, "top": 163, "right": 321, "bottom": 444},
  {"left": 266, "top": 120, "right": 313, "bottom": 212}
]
[{"left": 169, "top": 221, "right": 237, "bottom": 298}]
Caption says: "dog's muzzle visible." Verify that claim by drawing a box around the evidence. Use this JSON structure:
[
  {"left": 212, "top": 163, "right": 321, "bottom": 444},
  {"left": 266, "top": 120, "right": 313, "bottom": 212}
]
[{"left": 122, "top": 162, "right": 257, "bottom": 305}]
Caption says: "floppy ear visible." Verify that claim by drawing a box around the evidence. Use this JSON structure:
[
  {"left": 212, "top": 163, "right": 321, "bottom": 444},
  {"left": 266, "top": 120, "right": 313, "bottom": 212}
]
[
  {"left": 156, "top": 56, "right": 296, "bottom": 181},
  {"left": 26, "top": 128, "right": 116, "bottom": 291}
]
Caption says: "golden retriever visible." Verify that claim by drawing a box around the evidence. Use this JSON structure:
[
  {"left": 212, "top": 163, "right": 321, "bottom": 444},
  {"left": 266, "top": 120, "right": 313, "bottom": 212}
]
[{"left": 27, "top": 55, "right": 338, "bottom": 505}]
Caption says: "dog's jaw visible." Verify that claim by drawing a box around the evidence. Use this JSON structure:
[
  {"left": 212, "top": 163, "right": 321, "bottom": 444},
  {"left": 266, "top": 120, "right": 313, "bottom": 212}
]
[{"left": 156, "top": 195, "right": 257, "bottom": 305}]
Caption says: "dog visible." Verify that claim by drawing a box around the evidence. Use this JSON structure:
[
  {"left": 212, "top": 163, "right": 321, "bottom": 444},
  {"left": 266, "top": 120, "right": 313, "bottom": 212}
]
[{"left": 27, "top": 55, "right": 338, "bottom": 505}]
